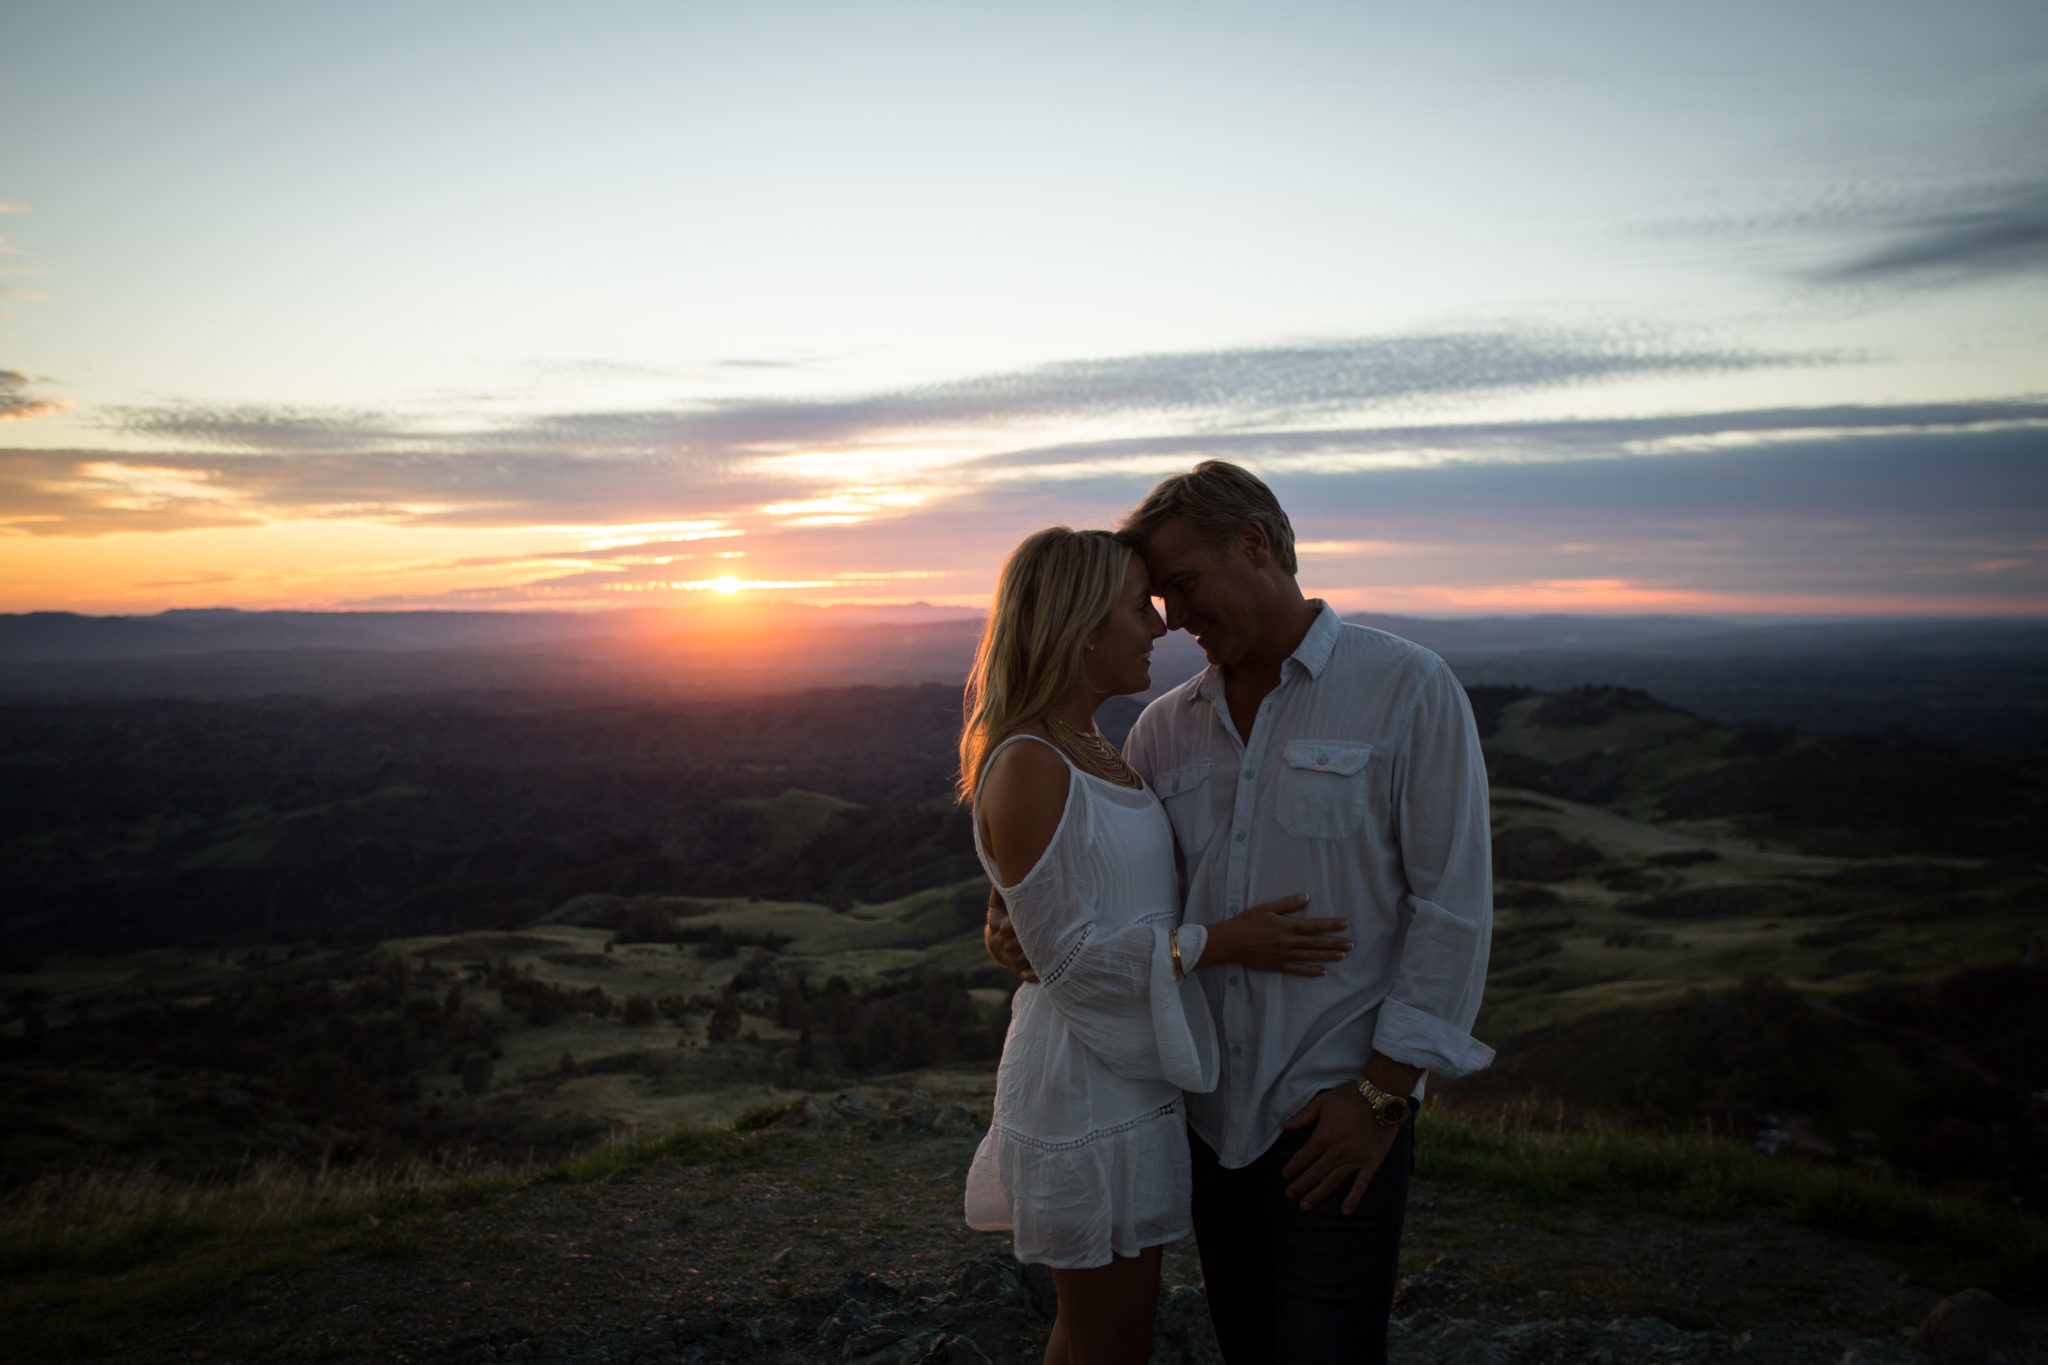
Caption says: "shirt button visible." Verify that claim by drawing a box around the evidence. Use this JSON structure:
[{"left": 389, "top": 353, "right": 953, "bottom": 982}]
[
  {"left": 1230, "top": 1044, "right": 1243, "bottom": 1057},
  {"left": 1317, "top": 751, "right": 1329, "bottom": 764},
  {"left": 1234, "top": 830, "right": 1247, "bottom": 842},
  {"left": 1228, "top": 904, "right": 1239, "bottom": 914},
  {"left": 1242, "top": 767, "right": 1255, "bottom": 779}
]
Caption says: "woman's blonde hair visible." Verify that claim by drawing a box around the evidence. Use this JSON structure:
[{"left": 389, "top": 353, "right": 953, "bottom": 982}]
[{"left": 957, "top": 527, "right": 1132, "bottom": 802}]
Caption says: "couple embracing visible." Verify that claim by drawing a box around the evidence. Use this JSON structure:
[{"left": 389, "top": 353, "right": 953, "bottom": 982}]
[{"left": 957, "top": 461, "right": 1495, "bottom": 1365}]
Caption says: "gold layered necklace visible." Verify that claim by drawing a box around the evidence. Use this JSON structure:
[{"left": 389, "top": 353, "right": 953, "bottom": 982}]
[{"left": 1046, "top": 711, "right": 1141, "bottom": 788}]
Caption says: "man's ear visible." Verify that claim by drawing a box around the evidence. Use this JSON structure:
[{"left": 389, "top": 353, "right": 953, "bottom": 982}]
[{"left": 1238, "top": 520, "right": 1273, "bottom": 569}]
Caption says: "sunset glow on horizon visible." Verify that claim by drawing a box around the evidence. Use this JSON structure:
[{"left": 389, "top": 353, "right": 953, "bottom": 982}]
[{"left": 3, "top": 3, "right": 2044, "bottom": 620}]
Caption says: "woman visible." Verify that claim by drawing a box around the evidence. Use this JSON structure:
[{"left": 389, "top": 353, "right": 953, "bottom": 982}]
[{"left": 959, "top": 528, "right": 1352, "bottom": 1365}]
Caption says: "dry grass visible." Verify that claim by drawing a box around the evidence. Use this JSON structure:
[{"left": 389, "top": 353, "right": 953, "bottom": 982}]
[
  {"left": 0, "top": 1124, "right": 787, "bottom": 1359},
  {"left": 1, "top": 1151, "right": 521, "bottom": 1281}
]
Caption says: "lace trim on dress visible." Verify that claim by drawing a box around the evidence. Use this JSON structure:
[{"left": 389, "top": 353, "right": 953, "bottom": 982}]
[
  {"left": 988, "top": 1099, "right": 1183, "bottom": 1153},
  {"left": 1133, "top": 910, "right": 1174, "bottom": 927},
  {"left": 1038, "top": 921, "right": 1094, "bottom": 988}
]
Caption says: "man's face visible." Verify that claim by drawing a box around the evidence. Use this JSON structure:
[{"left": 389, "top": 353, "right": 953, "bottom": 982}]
[{"left": 1137, "top": 517, "right": 1266, "bottom": 667}]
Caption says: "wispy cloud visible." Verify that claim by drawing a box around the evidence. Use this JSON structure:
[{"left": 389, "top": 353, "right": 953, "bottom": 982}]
[
  {"left": 12, "top": 386, "right": 2042, "bottom": 554},
  {"left": 0, "top": 445, "right": 792, "bottom": 535},
  {"left": 726, "top": 329, "right": 1790, "bottom": 434},
  {"left": 1661, "top": 178, "right": 2048, "bottom": 288},
  {"left": 961, "top": 399, "right": 2048, "bottom": 472},
  {"left": 1, "top": 327, "right": 1816, "bottom": 536},
  {"left": 0, "top": 301, "right": 2005, "bottom": 543},
  {"left": 336, "top": 419, "right": 2048, "bottom": 614},
  {"left": 16, "top": 391, "right": 2042, "bottom": 614},
  {"left": 0, "top": 370, "right": 71, "bottom": 422},
  {"left": 9, "top": 326, "right": 2033, "bottom": 601},
  {"left": 102, "top": 327, "right": 1801, "bottom": 456},
  {"left": 1813, "top": 182, "right": 2048, "bottom": 285}
]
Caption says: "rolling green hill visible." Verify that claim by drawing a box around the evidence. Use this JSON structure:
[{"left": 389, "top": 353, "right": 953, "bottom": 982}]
[{"left": 3, "top": 683, "right": 2042, "bottom": 1216}]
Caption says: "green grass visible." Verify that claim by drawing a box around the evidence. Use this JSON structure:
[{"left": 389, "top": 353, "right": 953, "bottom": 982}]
[{"left": 1418, "top": 1104, "right": 2047, "bottom": 1301}]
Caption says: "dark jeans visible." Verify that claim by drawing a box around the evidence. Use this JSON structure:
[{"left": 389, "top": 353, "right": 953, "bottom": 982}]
[{"left": 1189, "top": 1119, "right": 1415, "bottom": 1365}]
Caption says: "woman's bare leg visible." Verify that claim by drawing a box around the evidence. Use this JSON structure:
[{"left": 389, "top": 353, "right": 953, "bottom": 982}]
[{"left": 1043, "top": 1246, "right": 1163, "bottom": 1365}]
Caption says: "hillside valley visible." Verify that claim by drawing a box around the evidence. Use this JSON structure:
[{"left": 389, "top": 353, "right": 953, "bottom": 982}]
[
  {"left": 4, "top": 682, "right": 2042, "bottom": 1196},
  {"left": 2, "top": 677, "right": 2044, "bottom": 1361}
]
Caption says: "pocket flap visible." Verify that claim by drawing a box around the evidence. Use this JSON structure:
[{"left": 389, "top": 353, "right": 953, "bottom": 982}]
[
  {"left": 1157, "top": 759, "right": 1213, "bottom": 796},
  {"left": 1282, "top": 740, "right": 1372, "bottom": 776}
]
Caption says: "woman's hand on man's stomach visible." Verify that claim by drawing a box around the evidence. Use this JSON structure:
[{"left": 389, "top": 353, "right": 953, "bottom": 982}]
[{"left": 1201, "top": 895, "right": 1350, "bottom": 976}]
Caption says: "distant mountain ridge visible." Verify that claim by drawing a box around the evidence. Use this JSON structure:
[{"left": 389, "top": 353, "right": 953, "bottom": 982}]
[
  {"left": 0, "top": 603, "right": 984, "bottom": 663},
  {"left": 3, "top": 606, "right": 2043, "bottom": 747},
  {"left": 1344, "top": 611, "right": 2048, "bottom": 659},
  {"left": 9, "top": 605, "right": 2042, "bottom": 666}
]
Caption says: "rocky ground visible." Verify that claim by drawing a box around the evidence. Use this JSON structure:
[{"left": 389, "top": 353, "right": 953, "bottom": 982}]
[
  {"left": 405, "top": 1258, "right": 2038, "bottom": 1365},
  {"left": 39, "top": 1094, "right": 2046, "bottom": 1365}
]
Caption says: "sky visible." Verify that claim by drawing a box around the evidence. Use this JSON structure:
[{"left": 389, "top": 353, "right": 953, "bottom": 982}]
[{"left": 2, "top": 0, "right": 2045, "bottom": 617}]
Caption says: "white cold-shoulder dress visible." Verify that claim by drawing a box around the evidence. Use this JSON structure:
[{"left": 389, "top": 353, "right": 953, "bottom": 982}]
[{"left": 964, "top": 734, "right": 1220, "bottom": 1268}]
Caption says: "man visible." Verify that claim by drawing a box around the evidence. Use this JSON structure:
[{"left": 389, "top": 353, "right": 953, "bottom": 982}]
[{"left": 988, "top": 460, "right": 1493, "bottom": 1364}]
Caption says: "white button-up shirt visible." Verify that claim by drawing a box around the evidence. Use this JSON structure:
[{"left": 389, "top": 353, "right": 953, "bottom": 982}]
[{"left": 1124, "top": 602, "right": 1495, "bottom": 1168}]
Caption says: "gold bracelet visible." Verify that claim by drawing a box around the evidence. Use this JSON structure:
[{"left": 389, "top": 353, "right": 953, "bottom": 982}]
[{"left": 1169, "top": 929, "right": 1185, "bottom": 981}]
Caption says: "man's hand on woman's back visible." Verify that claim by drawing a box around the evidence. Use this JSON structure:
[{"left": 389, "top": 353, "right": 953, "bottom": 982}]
[{"left": 984, "top": 889, "right": 1038, "bottom": 982}]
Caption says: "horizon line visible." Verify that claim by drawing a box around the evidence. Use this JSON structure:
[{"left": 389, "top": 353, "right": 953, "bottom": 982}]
[{"left": 8, "top": 601, "right": 2048, "bottom": 625}]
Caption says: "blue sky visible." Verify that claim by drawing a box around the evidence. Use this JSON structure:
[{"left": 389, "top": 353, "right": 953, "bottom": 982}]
[{"left": 2, "top": 0, "right": 2044, "bottom": 614}]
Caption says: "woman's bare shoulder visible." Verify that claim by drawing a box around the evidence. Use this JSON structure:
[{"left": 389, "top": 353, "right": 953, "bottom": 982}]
[
  {"left": 978, "top": 729, "right": 1071, "bottom": 885},
  {"left": 981, "top": 728, "right": 1070, "bottom": 811}
]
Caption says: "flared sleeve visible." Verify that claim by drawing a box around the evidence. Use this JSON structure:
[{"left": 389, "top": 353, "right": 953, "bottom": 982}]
[{"left": 1002, "top": 848, "right": 1220, "bottom": 1095}]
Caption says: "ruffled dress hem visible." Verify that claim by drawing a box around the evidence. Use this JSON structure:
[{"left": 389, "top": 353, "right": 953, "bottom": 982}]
[{"left": 964, "top": 1097, "right": 1194, "bottom": 1269}]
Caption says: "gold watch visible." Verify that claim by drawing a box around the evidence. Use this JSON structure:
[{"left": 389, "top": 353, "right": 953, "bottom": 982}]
[{"left": 1354, "top": 1075, "right": 1415, "bottom": 1129}]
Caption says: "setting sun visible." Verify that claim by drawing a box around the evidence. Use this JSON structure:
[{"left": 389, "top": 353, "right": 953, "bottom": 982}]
[{"left": 712, "top": 576, "right": 743, "bottom": 596}]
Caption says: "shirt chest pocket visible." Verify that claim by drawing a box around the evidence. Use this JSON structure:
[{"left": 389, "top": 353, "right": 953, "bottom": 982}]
[
  {"left": 1276, "top": 740, "right": 1372, "bottom": 840},
  {"left": 1156, "top": 759, "right": 1216, "bottom": 855}
]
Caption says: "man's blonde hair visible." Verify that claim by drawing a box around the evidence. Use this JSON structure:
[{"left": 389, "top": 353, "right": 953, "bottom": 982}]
[
  {"left": 1117, "top": 459, "right": 1297, "bottom": 575},
  {"left": 957, "top": 527, "right": 1131, "bottom": 802}
]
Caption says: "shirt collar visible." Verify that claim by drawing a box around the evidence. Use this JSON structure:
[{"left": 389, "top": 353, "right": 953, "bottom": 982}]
[
  {"left": 1183, "top": 599, "right": 1339, "bottom": 701},
  {"left": 1290, "top": 599, "right": 1341, "bottom": 679}
]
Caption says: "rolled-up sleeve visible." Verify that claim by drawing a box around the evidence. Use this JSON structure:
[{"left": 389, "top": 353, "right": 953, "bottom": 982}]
[{"left": 1374, "top": 660, "right": 1495, "bottom": 1078}]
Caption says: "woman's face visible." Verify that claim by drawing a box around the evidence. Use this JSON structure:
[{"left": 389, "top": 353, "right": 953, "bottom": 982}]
[{"left": 1086, "top": 556, "right": 1168, "bottom": 697}]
